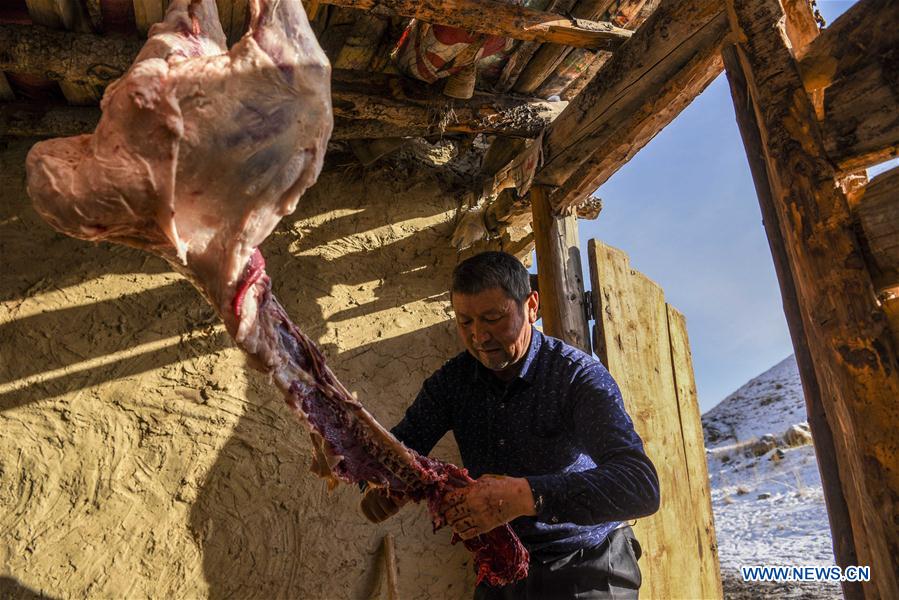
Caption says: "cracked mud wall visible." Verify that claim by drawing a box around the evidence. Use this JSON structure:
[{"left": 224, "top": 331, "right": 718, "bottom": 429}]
[{"left": 0, "top": 138, "right": 481, "bottom": 599}]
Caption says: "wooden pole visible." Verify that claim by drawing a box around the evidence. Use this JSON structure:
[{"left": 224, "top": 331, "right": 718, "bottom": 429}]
[
  {"left": 725, "top": 0, "right": 899, "bottom": 596},
  {"left": 383, "top": 533, "right": 399, "bottom": 600},
  {"left": 530, "top": 186, "right": 591, "bottom": 352},
  {"left": 722, "top": 45, "right": 862, "bottom": 600}
]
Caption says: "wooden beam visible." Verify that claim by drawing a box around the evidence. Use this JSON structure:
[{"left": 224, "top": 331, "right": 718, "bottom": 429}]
[
  {"left": 781, "top": 0, "right": 819, "bottom": 58},
  {"left": 538, "top": 0, "right": 727, "bottom": 212},
  {"left": 722, "top": 45, "right": 863, "bottom": 600},
  {"left": 321, "top": 0, "right": 633, "bottom": 50},
  {"left": 0, "top": 23, "right": 143, "bottom": 90},
  {"left": 530, "top": 186, "right": 590, "bottom": 352},
  {"left": 856, "top": 165, "right": 899, "bottom": 290},
  {"left": 797, "top": 0, "right": 899, "bottom": 174},
  {"left": 0, "top": 102, "right": 539, "bottom": 141},
  {"left": 535, "top": 0, "right": 653, "bottom": 99},
  {"left": 726, "top": 0, "right": 899, "bottom": 596},
  {"left": 558, "top": 0, "right": 659, "bottom": 100},
  {"left": 330, "top": 70, "right": 567, "bottom": 138},
  {"left": 0, "top": 23, "right": 564, "bottom": 139},
  {"left": 494, "top": 0, "right": 578, "bottom": 94},
  {"left": 512, "top": 0, "right": 616, "bottom": 95},
  {"left": 26, "top": 0, "right": 102, "bottom": 105}
]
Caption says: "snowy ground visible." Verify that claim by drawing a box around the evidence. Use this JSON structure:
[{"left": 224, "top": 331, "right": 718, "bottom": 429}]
[{"left": 703, "top": 355, "right": 843, "bottom": 599}]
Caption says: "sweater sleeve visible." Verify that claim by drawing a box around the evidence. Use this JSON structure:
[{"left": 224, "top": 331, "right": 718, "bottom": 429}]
[
  {"left": 390, "top": 368, "right": 453, "bottom": 457},
  {"left": 525, "top": 362, "right": 660, "bottom": 525}
]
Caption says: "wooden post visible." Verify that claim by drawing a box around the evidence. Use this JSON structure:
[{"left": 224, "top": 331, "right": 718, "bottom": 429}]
[
  {"left": 383, "top": 533, "right": 399, "bottom": 600},
  {"left": 531, "top": 186, "right": 591, "bottom": 352},
  {"left": 725, "top": 0, "right": 899, "bottom": 596},
  {"left": 723, "top": 45, "right": 863, "bottom": 600}
]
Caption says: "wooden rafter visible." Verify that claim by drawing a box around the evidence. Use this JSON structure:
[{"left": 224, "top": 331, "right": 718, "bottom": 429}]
[
  {"left": 320, "top": 0, "right": 633, "bottom": 50},
  {"left": 330, "top": 69, "right": 567, "bottom": 138},
  {"left": 512, "top": 0, "right": 618, "bottom": 95},
  {"left": 0, "top": 24, "right": 564, "bottom": 139},
  {"left": 538, "top": 0, "right": 726, "bottom": 211},
  {"left": 797, "top": 0, "right": 899, "bottom": 174},
  {"left": 494, "top": 0, "right": 579, "bottom": 94}
]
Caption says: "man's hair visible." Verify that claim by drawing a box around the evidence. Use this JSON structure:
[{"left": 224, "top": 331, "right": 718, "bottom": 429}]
[{"left": 451, "top": 251, "right": 532, "bottom": 303}]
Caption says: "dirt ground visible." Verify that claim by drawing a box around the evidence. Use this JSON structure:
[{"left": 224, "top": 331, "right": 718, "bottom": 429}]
[{"left": 0, "top": 137, "right": 490, "bottom": 599}]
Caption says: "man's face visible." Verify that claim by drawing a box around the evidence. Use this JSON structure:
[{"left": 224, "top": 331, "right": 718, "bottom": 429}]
[{"left": 451, "top": 287, "right": 539, "bottom": 377}]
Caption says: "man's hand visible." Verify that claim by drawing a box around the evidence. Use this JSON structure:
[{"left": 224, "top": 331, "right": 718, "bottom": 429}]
[
  {"left": 360, "top": 487, "right": 407, "bottom": 523},
  {"left": 440, "top": 475, "right": 537, "bottom": 540}
]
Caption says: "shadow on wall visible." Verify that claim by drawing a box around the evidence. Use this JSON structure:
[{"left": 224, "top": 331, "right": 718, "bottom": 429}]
[
  {"left": 0, "top": 577, "right": 59, "bottom": 600},
  {"left": 1, "top": 141, "right": 455, "bottom": 412},
  {"left": 2, "top": 137, "right": 473, "bottom": 598},
  {"left": 188, "top": 322, "right": 462, "bottom": 599},
  {"left": 187, "top": 165, "right": 470, "bottom": 598}
]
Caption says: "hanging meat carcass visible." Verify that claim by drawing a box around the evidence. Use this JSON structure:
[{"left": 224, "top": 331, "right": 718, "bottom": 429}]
[{"left": 24, "top": 0, "right": 527, "bottom": 586}]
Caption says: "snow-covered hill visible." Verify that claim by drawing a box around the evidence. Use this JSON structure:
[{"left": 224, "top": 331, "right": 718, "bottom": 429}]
[{"left": 703, "top": 355, "right": 842, "bottom": 599}]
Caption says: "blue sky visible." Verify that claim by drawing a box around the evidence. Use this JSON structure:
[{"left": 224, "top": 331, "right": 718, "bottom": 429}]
[{"left": 573, "top": 1, "right": 867, "bottom": 412}]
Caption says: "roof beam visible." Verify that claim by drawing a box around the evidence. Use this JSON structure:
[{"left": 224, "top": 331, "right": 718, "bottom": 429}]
[
  {"left": 797, "top": 0, "right": 899, "bottom": 174},
  {"left": 330, "top": 69, "right": 567, "bottom": 138},
  {"left": 512, "top": 0, "right": 625, "bottom": 95},
  {"left": 320, "top": 0, "right": 633, "bottom": 49},
  {"left": 0, "top": 24, "right": 564, "bottom": 139},
  {"left": 538, "top": 0, "right": 727, "bottom": 211}
]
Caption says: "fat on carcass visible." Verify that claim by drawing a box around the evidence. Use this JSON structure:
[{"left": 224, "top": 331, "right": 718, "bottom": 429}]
[{"left": 25, "top": 0, "right": 528, "bottom": 586}]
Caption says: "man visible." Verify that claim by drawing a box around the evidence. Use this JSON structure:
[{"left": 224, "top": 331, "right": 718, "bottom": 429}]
[{"left": 360, "top": 251, "right": 660, "bottom": 599}]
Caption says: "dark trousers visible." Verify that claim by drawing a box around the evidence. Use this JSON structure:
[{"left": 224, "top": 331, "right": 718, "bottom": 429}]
[{"left": 474, "top": 526, "right": 643, "bottom": 600}]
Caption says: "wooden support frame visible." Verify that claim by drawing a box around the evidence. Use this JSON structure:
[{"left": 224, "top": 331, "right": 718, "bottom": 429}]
[
  {"left": 723, "top": 44, "right": 863, "bottom": 600},
  {"left": 320, "top": 0, "right": 633, "bottom": 50},
  {"left": 538, "top": 0, "right": 726, "bottom": 212},
  {"left": 482, "top": 0, "right": 728, "bottom": 229},
  {"left": 725, "top": 0, "right": 899, "bottom": 596},
  {"left": 512, "top": 0, "right": 618, "bottom": 95},
  {"left": 796, "top": 0, "right": 899, "bottom": 174},
  {"left": 530, "top": 186, "right": 591, "bottom": 352}
]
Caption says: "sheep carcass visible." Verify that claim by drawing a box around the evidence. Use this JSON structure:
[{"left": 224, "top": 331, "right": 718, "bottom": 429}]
[{"left": 25, "top": 0, "right": 527, "bottom": 586}]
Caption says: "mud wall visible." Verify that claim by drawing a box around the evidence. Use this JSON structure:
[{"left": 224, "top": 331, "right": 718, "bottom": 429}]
[{"left": 0, "top": 138, "right": 480, "bottom": 599}]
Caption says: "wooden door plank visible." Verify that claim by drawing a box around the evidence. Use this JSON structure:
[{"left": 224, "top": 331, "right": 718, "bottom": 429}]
[
  {"left": 667, "top": 305, "right": 722, "bottom": 600},
  {"left": 588, "top": 239, "right": 701, "bottom": 599}
]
